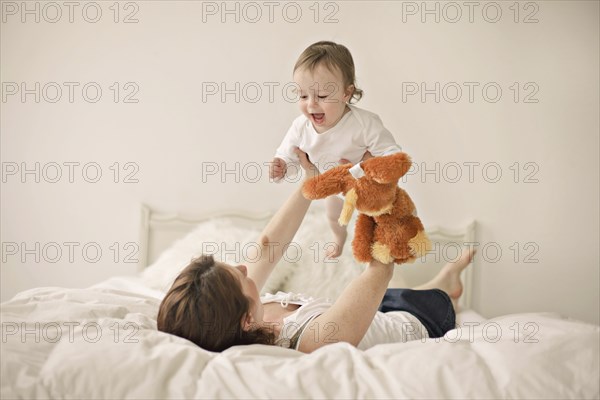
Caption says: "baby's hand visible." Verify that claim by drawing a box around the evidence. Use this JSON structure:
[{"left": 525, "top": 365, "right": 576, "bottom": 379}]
[{"left": 269, "top": 157, "right": 287, "bottom": 181}]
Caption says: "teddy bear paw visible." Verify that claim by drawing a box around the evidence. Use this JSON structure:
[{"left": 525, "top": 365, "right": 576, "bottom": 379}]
[
  {"left": 371, "top": 241, "right": 395, "bottom": 264},
  {"left": 408, "top": 230, "right": 432, "bottom": 258}
]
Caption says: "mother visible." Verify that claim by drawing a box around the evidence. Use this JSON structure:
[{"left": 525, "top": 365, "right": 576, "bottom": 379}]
[{"left": 157, "top": 148, "right": 474, "bottom": 353}]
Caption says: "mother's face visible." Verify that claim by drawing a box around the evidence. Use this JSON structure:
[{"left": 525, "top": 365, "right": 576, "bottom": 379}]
[{"left": 219, "top": 262, "right": 264, "bottom": 328}]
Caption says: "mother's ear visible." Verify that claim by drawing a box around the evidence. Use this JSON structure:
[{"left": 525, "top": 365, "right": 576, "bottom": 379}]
[
  {"left": 361, "top": 153, "right": 412, "bottom": 184},
  {"left": 241, "top": 312, "right": 256, "bottom": 332}
]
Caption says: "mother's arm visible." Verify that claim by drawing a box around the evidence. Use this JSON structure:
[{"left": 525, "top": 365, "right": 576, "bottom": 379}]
[
  {"left": 298, "top": 259, "right": 394, "bottom": 353},
  {"left": 247, "top": 148, "right": 319, "bottom": 292}
]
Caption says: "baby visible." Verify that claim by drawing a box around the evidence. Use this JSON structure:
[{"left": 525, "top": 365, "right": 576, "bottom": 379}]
[{"left": 270, "top": 41, "right": 402, "bottom": 258}]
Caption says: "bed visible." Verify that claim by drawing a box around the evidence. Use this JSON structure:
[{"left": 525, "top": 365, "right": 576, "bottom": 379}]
[{"left": 1, "top": 204, "right": 598, "bottom": 399}]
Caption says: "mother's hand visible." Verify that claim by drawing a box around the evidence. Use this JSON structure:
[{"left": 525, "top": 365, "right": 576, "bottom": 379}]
[{"left": 294, "top": 147, "right": 319, "bottom": 180}]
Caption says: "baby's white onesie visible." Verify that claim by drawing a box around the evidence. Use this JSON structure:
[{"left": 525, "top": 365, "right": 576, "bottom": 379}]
[{"left": 274, "top": 104, "right": 402, "bottom": 174}]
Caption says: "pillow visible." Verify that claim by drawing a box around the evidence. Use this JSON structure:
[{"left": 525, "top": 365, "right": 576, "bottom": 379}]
[
  {"left": 140, "top": 206, "right": 365, "bottom": 300},
  {"left": 140, "top": 217, "right": 297, "bottom": 295},
  {"left": 279, "top": 208, "right": 365, "bottom": 300}
]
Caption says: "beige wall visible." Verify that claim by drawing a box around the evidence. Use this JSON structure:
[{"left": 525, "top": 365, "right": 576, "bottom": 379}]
[{"left": 2, "top": 1, "right": 598, "bottom": 324}]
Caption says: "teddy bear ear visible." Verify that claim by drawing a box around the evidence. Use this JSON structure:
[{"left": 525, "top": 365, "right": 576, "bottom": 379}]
[
  {"left": 361, "top": 152, "right": 412, "bottom": 184},
  {"left": 302, "top": 164, "right": 354, "bottom": 199}
]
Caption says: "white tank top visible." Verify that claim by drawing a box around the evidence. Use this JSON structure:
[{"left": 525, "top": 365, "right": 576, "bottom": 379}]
[{"left": 261, "top": 292, "right": 429, "bottom": 350}]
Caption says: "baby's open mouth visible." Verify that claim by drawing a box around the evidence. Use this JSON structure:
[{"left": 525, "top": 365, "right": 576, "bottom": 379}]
[{"left": 312, "top": 113, "right": 325, "bottom": 124}]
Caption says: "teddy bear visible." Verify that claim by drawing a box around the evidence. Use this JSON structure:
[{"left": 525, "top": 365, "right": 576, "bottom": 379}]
[{"left": 302, "top": 152, "right": 431, "bottom": 264}]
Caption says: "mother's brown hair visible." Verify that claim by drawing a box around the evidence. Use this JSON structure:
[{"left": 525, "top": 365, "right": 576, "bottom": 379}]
[{"left": 157, "top": 255, "right": 275, "bottom": 352}]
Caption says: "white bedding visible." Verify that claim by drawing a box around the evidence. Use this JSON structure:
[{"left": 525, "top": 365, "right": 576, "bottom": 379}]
[
  {"left": 1, "top": 276, "right": 598, "bottom": 399},
  {"left": 2, "top": 211, "right": 599, "bottom": 399}
]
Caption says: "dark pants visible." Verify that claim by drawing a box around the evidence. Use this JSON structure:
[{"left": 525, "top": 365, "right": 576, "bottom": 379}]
[{"left": 378, "top": 288, "right": 456, "bottom": 338}]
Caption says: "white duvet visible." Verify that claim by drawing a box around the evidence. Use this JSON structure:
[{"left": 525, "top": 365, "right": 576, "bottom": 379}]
[{"left": 1, "top": 275, "right": 599, "bottom": 400}]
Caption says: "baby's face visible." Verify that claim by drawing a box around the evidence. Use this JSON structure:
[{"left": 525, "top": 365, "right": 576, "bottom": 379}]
[{"left": 293, "top": 64, "right": 353, "bottom": 134}]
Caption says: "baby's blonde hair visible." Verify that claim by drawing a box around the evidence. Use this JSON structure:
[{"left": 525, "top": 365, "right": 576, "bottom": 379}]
[{"left": 294, "top": 41, "right": 363, "bottom": 104}]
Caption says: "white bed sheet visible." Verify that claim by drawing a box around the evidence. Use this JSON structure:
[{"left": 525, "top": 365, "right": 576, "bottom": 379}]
[{"left": 1, "top": 275, "right": 598, "bottom": 399}]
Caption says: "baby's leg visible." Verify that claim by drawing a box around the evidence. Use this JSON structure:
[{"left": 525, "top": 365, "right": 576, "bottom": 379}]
[{"left": 325, "top": 196, "right": 347, "bottom": 258}]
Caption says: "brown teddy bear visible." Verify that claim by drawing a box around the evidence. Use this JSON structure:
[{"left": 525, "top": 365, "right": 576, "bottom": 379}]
[{"left": 302, "top": 152, "right": 431, "bottom": 264}]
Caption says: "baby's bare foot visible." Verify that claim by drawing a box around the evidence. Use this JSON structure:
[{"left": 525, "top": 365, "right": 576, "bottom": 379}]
[{"left": 325, "top": 229, "right": 347, "bottom": 259}]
